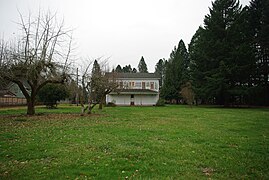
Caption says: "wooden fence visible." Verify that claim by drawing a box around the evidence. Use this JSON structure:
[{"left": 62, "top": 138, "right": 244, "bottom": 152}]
[{"left": 0, "top": 97, "right": 27, "bottom": 106}]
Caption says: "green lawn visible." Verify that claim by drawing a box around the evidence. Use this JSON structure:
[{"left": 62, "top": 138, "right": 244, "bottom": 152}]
[{"left": 0, "top": 105, "right": 268, "bottom": 179}]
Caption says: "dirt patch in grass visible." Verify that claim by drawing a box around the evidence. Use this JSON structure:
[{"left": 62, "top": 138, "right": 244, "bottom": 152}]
[
  {"left": 202, "top": 167, "right": 215, "bottom": 176},
  {"left": 0, "top": 113, "right": 104, "bottom": 121},
  {"left": 0, "top": 106, "right": 26, "bottom": 109},
  {"left": 0, "top": 113, "right": 107, "bottom": 131}
]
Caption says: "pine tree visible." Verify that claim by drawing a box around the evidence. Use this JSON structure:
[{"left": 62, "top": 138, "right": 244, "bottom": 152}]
[
  {"left": 138, "top": 56, "right": 148, "bottom": 73},
  {"left": 155, "top": 59, "right": 164, "bottom": 74},
  {"left": 132, "top": 68, "right": 137, "bottom": 73},
  {"left": 191, "top": 0, "right": 245, "bottom": 105},
  {"left": 91, "top": 60, "right": 102, "bottom": 103},
  {"left": 189, "top": 27, "right": 207, "bottom": 103},
  {"left": 155, "top": 59, "right": 165, "bottom": 87},
  {"left": 248, "top": 0, "right": 269, "bottom": 105},
  {"left": 115, "top": 65, "right": 122, "bottom": 73},
  {"left": 92, "top": 60, "right": 101, "bottom": 76},
  {"left": 177, "top": 40, "right": 190, "bottom": 85},
  {"left": 161, "top": 40, "right": 189, "bottom": 103},
  {"left": 122, "top": 65, "right": 132, "bottom": 73}
]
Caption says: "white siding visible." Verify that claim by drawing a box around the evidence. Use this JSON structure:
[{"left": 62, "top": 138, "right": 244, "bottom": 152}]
[
  {"left": 106, "top": 94, "right": 130, "bottom": 106},
  {"left": 106, "top": 94, "right": 159, "bottom": 106},
  {"left": 106, "top": 75, "right": 160, "bottom": 106},
  {"left": 133, "top": 95, "right": 159, "bottom": 105},
  {"left": 117, "top": 79, "right": 159, "bottom": 91}
]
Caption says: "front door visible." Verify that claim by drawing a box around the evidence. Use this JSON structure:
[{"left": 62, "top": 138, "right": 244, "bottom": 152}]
[{"left": 130, "top": 94, "right": 134, "bottom": 106}]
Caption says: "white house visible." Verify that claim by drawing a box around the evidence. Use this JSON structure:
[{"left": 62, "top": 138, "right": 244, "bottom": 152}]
[{"left": 106, "top": 73, "right": 160, "bottom": 106}]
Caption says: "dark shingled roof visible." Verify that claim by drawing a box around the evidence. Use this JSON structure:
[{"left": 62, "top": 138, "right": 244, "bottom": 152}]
[
  {"left": 106, "top": 73, "right": 160, "bottom": 79},
  {"left": 0, "top": 90, "right": 16, "bottom": 97},
  {"left": 110, "top": 89, "right": 158, "bottom": 95}
]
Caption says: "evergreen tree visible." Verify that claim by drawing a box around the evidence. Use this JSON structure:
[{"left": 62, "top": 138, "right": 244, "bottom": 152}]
[
  {"left": 115, "top": 65, "right": 122, "bottom": 73},
  {"left": 189, "top": 0, "right": 266, "bottom": 106},
  {"left": 189, "top": 27, "right": 207, "bottom": 103},
  {"left": 132, "top": 68, "right": 137, "bottom": 73},
  {"left": 177, "top": 40, "right": 190, "bottom": 84},
  {"left": 138, "top": 56, "right": 148, "bottom": 73},
  {"left": 92, "top": 60, "right": 101, "bottom": 76},
  {"left": 190, "top": 0, "right": 248, "bottom": 106},
  {"left": 122, "top": 64, "right": 132, "bottom": 73},
  {"left": 155, "top": 59, "right": 165, "bottom": 87},
  {"left": 161, "top": 40, "right": 189, "bottom": 103},
  {"left": 90, "top": 60, "right": 103, "bottom": 105},
  {"left": 248, "top": 0, "right": 269, "bottom": 105},
  {"left": 161, "top": 57, "right": 177, "bottom": 101},
  {"left": 155, "top": 59, "right": 164, "bottom": 74},
  {"left": 204, "top": 0, "right": 243, "bottom": 104}
]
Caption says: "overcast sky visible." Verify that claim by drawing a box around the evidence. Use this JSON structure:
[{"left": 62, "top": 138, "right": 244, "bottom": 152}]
[{"left": 0, "top": 0, "right": 250, "bottom": 72}]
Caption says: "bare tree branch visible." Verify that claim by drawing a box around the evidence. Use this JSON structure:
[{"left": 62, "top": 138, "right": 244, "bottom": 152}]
[{"left": 0, "top": 10, "right": 74, "bottom": 115}]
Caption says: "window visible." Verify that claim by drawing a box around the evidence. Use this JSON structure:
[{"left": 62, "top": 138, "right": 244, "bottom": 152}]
[
  {"left": 123, "top": 81, "right": 128, "bottom": 88},
  {"left": 142, "top": 82, "right": 145, "bottom": 89},
  {"left": 135, "top": 82, "right": 141, "bottom": 88},
  {"left": 150, "top": 82, "right": 154, "bottom": 90}
]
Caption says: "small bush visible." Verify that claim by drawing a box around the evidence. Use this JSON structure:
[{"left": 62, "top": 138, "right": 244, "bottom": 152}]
[
  {"left": 156, "top": 98, "right": 165, "bottom": 106},
  {"left": 106, "top": 102, "right": 116, "bottom": 107},
  {"left": 38, "top": 83, "right": 69, "bottom": 108}
]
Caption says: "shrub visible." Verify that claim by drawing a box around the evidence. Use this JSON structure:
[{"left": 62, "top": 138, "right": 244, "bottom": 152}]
[
  {"left": 38, "top": 83, "right": 69, "bottom": 108},
  {"left": 156, "top": 98, "right": 165, "bottom": 106},
  {"left": 106, "top": 102, "right": 116, "bottom": 107}
]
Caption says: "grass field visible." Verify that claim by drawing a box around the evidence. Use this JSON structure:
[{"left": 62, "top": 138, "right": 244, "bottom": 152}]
[{"left": 0, "top": 105, "right": 268, "bottom": 179}]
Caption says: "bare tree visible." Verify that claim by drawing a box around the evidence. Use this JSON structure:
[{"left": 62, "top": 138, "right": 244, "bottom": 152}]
[
  {"left": 180, "top": 82, "right": 195, "bottom": 107},
  {"left": 78, "top": 58, "right": 118, "bottom": 115},
  {"left": 0, "top": 11, "right": 73, "bottom": 115},
  {"left": 78, "top": 59, "right": 94, "bottom": 115},
  {"left": 90, "top": 59, "right": 119, "bottom": 110}
]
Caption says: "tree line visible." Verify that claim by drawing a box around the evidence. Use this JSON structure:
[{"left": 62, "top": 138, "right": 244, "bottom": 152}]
[
  {"left": 113, "top": 56, "right": 149, "bottom": 73},
  {"left": 157, "top": 0, "right": 269, "bottom": 106},
  {"left": 0, "top": 0, "right": 268, "bottom": 115}
]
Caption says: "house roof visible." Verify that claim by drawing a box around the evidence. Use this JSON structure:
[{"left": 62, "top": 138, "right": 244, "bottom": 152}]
[
  {"left": 106, "top": 72, "right": 160, "bottom": 79},
  {"left": 0, "top": 90, "right": 16, "bottom": 97},
  {"left": 110, "top": 89, "right": 158, "bottom": 95}
]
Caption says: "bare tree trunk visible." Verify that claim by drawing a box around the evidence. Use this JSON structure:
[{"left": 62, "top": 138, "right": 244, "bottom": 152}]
[
  {"left": 88, "top": 106, "right": 93, "bottom": 114},
  {"left": 80, "top": 96, "right": 86, "bottom": 116},
  {"left": 80, "top": 105, "right": 85, "bottom": 116},
  {"left": 87, "top": 101, "right": 92, "bottom": 114},
  {"left": 98, "top": 102, "right": 103, "bottom": 110},
  {"left": 99, "top": 96, "right": 105, "bottom": 110},
  {"left": 88, "top": 103, "right": 97, "bottom": 114},
  {"left": 27, "top": 98, "right": 35, "bottom": 115}
]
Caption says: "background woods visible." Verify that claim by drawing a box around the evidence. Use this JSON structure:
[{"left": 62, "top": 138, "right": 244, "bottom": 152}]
[{"left": 160, "top": 0, "right": 269, "bottom": 106}]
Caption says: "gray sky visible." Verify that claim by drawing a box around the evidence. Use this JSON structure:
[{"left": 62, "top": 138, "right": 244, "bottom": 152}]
[{"left": 0, "top": 0, "right": 250, "bottom": 72}]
